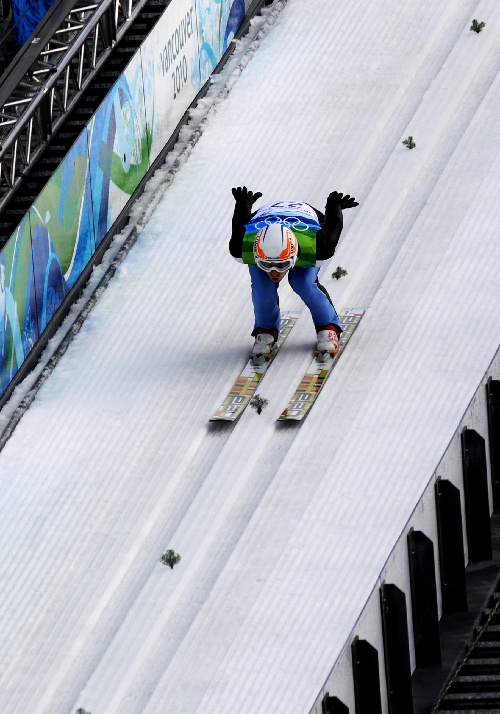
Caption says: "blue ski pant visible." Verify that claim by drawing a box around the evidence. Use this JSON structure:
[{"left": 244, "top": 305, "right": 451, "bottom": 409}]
[{"left": 248, "top": 264, "right": 342, "bottom": 334}]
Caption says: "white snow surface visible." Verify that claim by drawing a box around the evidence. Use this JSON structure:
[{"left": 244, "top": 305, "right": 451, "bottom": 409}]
[{"left": 1, "top": 0, "right": 500, "bottom": 712}]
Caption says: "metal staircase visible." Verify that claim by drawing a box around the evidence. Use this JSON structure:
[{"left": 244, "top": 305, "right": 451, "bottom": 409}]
[{"left": 434, "top": 580, "right": 500, "bottom": 712}]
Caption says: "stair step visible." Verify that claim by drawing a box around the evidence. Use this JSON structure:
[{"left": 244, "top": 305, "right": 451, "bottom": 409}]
[
  {"left": 49, "top": 143, "right": 68, "bottom": 155},
  {"left": 64, "top": 119, "right": 88, "bottom": 127},
  {"left": 9, "top": 197, "right": 34, "bottom": 208},
  {"left": 479, "top": 631, "right": 500, "bottom": 642},
  {"left": 119, "top": 38, "right": 143, "bottom": 47},
  {"left": 461, "top": 663, "right": 500, "bottom": 676},
  {"left": 449, "top": 679, "right": 500, "bottom": 693},
  {"left": 440, "top": 696, "right": 500, "bottom": 710},
  {"left": 97, "top": 70, "right": 121, "bottom": 78},
  {"left": 28, "top": 170, "right": 54, "bottom": 178},
  {"left": 468, "top": 646, "right": 500, "bottom": 658},
  {"left": 2, "top": 210, "right": 28, "bottom": 218},
  {"left": 38, "top": 158, "right": 63, "bottom": 167}
]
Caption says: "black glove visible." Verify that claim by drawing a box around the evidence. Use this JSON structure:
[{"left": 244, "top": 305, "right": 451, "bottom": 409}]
[
  {"left": 232, "top": 186, "right": 262, "bottom": 205},
  {"left": 326, "top": 191, "right": 359, "bottom": 211}
]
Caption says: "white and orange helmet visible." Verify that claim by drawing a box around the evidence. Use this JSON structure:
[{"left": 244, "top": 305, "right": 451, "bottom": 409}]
[{"left": 253, "top": 223, "right": 299, "bottom": 272}]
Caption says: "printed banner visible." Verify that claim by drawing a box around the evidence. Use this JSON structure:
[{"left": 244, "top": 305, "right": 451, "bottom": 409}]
[
  {"left": 145, "top": 0, "right": 246, "bottom": 163},
  {"left": 0, "top": 215, "right": 38, "bottom": 392},
  {"left": 88, "top": 53, "right": 151, "bottom": 242},
  {"left": 0, "top": 0, "right": 247, "bottom": 396}
]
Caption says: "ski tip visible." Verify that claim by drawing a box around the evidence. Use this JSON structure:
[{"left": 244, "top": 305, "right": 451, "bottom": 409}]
[
  {"left": 209, "top": 414, "right": 239, "bottom": 422},
  {"left": 278, "top": 408, "right": 304, "bottom": 422}
]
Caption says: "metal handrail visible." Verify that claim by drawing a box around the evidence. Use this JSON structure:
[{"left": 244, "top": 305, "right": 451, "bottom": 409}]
[{"left": 0, "top": 0, "right": 158, "bottom": 211}]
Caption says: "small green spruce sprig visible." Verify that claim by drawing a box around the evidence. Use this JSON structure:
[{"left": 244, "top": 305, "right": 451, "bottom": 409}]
[
  {"left": 402, "top": 136, "right": 416, "bottom": 150},
  {"left": 160, "top": 549, "right": 181, "bottom": 569},
  {"left": 250, "top": 394, "right": 268, "bottom": 414},
  {"left": 470, "top": 19, "right": 485, "bottom": 33},
  {"left": 331, "top": 266, "right": 348, "bottom": 280},
  {"left": 76, "top": 709, "right": 91, "bottom": 714}
]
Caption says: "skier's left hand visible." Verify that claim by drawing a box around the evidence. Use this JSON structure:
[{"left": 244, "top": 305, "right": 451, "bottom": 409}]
[
  {"left": 339, "top": 194, "right": 359, "bottom": 209},
  {"left": 326, "top": 191, "right": 359, "bottom": 211},
  {"left": 232, "top": 186, "right": 263, "bottom": 205}
]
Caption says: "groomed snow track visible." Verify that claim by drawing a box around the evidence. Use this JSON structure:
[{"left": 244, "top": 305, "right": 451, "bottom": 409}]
[{"left": 0, "top": 1, "right": 500, "bottom": 713}]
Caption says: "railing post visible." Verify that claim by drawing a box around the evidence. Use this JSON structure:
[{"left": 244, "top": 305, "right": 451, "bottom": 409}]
[
  {"left": 407, "top": 529, "right": 441, "bottom": 666},
  {"left": 351, "top": 637, "right": 382, "bottom": 714},
  {"left": 435, "top": 478, "right": 467, "bottom": 614},
  {"left": 486, "top": 378, "right": 500, "bottom": 512},
  {"left": 380, "top": 583, "right": 414, "bottom": 714},
  {"left": 461, "top": 428, "right": 492, "bottom": 562}
]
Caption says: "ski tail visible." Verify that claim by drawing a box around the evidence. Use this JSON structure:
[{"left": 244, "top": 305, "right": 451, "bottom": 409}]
[
  {"left": 278, "top": 309, "right": 364, "bottom": 421},
  {"left": 210, "top": 312, "right": 299, "bottom": 422}
]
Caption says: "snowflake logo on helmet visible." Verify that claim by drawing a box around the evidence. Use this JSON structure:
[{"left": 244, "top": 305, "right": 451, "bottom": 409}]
[{"left": 254, "top": 223, "right": 299, "bottom": 273}]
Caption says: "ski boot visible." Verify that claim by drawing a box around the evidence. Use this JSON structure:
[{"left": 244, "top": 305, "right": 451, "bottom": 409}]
[
  {"left": 251, "top": 328, "right": 278, "bottom": 366},
  {"left": 315, "top": 325, "right": 340, "bottom": 363}
]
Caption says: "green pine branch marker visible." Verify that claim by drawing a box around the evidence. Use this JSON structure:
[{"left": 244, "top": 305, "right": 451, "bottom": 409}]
[
  {"left": 250, "top": 394, "right": 268, "bottom": 414},
  {"left": 161, "top": 549, "right": 181, "bottom": 569},
  {"left": 402, "top": 136, "right": 416, "bottom": 149},
  {"left": 470, "top": 19, "right": 485, "bottom": 33},
  {"left": 331, "top": 266, "right": 348, "bottom": 280}
]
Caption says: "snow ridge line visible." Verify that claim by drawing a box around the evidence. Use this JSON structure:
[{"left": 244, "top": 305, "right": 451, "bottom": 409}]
[
  {"left": 90, "top": 431, "right": 301, "bottom": 714},
  {"left": 0, "top": 0, "right": 289, "bottom": 452},
  {"left": 339, "top": 6, "right": 500, "bottom": 312},
  {"left": 332, "top": 0, "right": 487, "bottom": 244},
  {"left": 62, "top": 429, "right": 242, "bottom": 713},
  {"left": 38, "top": 413, "right": 300, "bottom": 712}
]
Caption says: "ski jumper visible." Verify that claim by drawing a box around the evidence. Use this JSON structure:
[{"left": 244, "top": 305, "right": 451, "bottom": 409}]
[{"left": 230, "top": 198, "right": 344, "bottom": 335}]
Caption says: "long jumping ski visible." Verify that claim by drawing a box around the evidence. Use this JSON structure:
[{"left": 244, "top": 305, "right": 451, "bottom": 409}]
[
  {"left": 210, "top": 312, "right": 299, "bottom": 422},
  {"left": 278, "top": 308, "right": 364, "bottom": 422}
]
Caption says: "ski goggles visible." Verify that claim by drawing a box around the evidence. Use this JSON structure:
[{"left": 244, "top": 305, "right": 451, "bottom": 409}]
[{"left": 256, "top": 258, "right": 294, "bottom": 273}]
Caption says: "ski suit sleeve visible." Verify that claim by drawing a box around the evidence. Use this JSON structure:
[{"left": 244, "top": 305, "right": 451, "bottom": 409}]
[
  {"left": 314, "top": 191, "right": 359, "bottom": 261},
  {"left": 229, "top": 187, "right": 262, "bottom": 260},
  {"left": 312, "top": 202, "right": 343, "bottom": 262}
]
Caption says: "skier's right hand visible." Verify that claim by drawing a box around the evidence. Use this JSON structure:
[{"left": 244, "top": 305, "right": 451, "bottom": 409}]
[
  {"left": 232, "top": 186, "right": 262, "bottom": 205},
  {"left": 326, "top": 191, "right": 359, "bottom": 211}
]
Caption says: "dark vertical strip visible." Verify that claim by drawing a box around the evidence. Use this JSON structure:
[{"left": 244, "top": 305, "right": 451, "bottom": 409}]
[
  {"left": 351, "top": 637, "right": 382, "bottom": 714},
  {"left": 380, "top": 583, "right": 414, "bottom": 714},
  {"left": 435, "top": 478, "right": 467, "bottom": 613},
  {"left": 461, "top": 428, "right": 492, "bottom": 562},
  {"left": 486, "top": 379, "right": 500, "bottom": 512},
  {"left": 407, "top": 530, "right": 441, "bottom": 666}
]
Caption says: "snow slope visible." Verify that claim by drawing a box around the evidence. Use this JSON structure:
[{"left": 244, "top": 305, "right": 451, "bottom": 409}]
[{"left": 1, "top": 0, "right": 499, "bottom": 712}]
